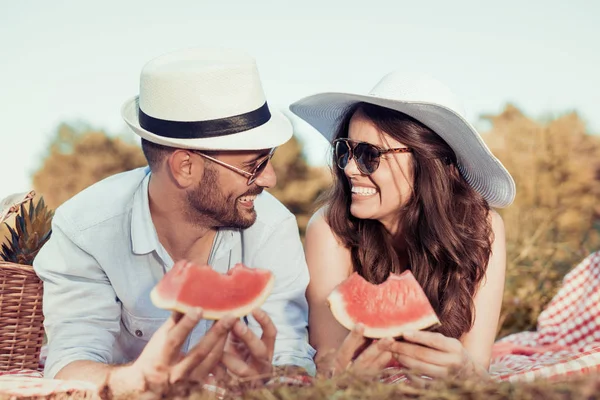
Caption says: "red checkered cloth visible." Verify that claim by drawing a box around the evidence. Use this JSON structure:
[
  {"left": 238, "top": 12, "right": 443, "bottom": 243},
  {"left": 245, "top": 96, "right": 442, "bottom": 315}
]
[{"left": 489, "top": 250, "right": 600, "bottom": 382}]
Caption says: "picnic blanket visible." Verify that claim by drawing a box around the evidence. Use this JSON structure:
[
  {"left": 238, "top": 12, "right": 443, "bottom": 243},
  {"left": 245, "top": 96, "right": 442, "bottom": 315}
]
[
  {"left": 2, "top": 251, "right": 600, "bottom": 397},
  {"left": 487, "top": 250, "right": 600, "bottom": 382}
]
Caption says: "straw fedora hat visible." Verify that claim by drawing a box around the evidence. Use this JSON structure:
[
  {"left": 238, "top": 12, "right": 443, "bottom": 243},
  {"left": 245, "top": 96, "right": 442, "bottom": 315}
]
[
  {"left": 122, "top": 48, "right": 292, "bottom": 151},
  {"left": 289, "top": 71, "right": 516, "bottom": 208}
]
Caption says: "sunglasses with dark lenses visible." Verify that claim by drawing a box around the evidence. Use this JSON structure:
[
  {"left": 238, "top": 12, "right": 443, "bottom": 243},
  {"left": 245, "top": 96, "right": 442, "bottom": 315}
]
[{"left": 333, "top": 138, "right": 412, "bottom": 175}]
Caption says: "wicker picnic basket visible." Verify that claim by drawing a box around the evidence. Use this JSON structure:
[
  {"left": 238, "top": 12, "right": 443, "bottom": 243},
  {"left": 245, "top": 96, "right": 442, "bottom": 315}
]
[
  {"left": 0, "top": 191, "right": 50, "bottom": 372},
  {"left": 0, "top": 261, "right": 45, "bottom": 371}
]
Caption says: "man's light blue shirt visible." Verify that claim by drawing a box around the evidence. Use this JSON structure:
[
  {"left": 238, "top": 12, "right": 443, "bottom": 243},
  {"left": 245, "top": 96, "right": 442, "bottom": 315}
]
[{"left": 33, "top": 166, "right": 316, "bottom": 378}]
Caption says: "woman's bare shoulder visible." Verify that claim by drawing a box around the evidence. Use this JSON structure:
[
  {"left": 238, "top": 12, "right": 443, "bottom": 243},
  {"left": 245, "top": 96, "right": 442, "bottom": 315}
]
[
  {"left": 305, "top": 206, "right": 353, "bottom": 276},
  {"left": 487, "top": 208, "right": 506, "bottom": 240}
]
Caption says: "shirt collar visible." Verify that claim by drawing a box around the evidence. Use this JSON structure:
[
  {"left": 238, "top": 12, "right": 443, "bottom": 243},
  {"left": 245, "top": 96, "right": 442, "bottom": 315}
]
[{"left": 131, "top": 169, "right": 159, "bottom": 255}]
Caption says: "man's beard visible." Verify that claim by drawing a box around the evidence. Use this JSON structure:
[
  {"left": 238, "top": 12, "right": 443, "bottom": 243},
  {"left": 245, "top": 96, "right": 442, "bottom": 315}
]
[{"left": 185, "top": 166, "right": 262, "bottom": 229}]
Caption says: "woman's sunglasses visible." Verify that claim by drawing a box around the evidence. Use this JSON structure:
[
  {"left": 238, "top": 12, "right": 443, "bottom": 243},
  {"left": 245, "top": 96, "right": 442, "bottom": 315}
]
[{"left": 333, "top": 138, "right": 412, "bottom": 175}]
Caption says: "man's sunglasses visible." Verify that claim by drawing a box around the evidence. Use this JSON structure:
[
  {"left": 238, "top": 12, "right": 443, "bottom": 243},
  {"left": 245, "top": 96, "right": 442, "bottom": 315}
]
[
  {"left": 333, "top": 138, "right": 412, "bottom": 175},
  {"left": 192, "top": 147, "right": 277, "bottom": 185}
]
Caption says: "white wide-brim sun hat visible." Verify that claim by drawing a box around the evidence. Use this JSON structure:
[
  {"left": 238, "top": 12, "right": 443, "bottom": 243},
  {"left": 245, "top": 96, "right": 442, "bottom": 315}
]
[
  {"left": 122, "top": 48, "right": 292, "bottom": 151},
  {"left": 289, "top": 71, "right": 516, "bottom": 208}
]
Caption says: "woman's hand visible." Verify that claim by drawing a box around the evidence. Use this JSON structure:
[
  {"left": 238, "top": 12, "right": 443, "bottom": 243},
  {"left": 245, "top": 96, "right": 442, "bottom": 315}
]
[
  {"left": 317, "top": 324, "right": 394, "bottom": 378},
  {"left": 389, "top": 330, "right": 489, "bottom": 381}
]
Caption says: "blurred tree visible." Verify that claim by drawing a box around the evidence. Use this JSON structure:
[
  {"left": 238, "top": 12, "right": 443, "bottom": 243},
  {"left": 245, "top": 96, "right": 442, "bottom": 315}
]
[
  {"left": 482, "top": 105, "right": 600, "bottom": 337},
  {"left": 32, "top": 123, "right": 147, "bottom": 209}
]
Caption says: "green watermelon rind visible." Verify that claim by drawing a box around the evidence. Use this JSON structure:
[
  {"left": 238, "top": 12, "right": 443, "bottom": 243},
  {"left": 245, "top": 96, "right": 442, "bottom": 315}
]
[
  {"left": 150, "top": 263, "right": 275, "bottom": 320},
  {"left": 327, "top": 271, "right": 441, "bottom": 338}
]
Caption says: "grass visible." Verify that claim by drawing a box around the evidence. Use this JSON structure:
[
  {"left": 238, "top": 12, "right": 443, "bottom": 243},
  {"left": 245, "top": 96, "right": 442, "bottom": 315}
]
[{"left": 89, "top": 371, "right": 600, "bottom": 400}]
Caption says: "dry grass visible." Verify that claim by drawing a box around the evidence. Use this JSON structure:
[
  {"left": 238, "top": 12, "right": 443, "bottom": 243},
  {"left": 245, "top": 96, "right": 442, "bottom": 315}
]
[
  {"left": 91, "top": 372, "right": 600, "bottom": 400},
  {"left": 2, "top": 374, "right": 600, "bottom": 400}
]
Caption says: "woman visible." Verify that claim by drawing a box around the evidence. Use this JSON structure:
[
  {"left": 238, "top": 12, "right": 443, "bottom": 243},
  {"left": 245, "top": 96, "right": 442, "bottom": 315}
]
[{"left": 289, "top": 72, "right": 515, "bottom": 380}]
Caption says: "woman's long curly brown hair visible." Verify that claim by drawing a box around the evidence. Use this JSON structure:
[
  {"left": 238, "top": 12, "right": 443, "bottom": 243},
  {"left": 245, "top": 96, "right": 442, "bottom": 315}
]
[{"left": 322, "top": 103, "right": 493, "bottom": 339}]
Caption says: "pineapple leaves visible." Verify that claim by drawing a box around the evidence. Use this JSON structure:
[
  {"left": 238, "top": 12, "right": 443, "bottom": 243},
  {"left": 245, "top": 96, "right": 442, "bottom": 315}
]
[{"left": 0, "top": 197, "right": 54, "bottom": 265}]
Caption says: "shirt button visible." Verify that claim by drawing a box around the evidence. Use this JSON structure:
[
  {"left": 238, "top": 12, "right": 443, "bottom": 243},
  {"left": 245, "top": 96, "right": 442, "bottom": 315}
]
[{"left": 135, "top": 330, "right": 143, "bottom": 337}]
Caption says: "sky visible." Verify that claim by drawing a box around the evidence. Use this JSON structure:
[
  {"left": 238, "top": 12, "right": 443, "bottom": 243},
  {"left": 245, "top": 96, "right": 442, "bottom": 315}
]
[{"left": 1, "top": 0, "right": 599, "bottom": 202}]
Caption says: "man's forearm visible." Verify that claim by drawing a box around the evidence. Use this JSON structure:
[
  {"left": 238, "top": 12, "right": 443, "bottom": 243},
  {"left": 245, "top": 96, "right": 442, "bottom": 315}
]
[
  {"left": 55, "top": 360, "right": 118, "bottom": 387},
  {"left": 55, "top": 360, "right": 142, "bottom": 395}
]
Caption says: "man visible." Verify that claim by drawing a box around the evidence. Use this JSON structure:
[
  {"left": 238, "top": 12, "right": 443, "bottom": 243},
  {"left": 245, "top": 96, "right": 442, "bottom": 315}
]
[{"left": 33, "top": 48, "right": 316, "bottom": 393}]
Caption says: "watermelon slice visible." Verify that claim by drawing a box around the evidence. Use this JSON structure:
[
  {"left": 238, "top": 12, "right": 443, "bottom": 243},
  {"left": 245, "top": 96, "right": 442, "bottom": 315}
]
[
  {"left": 150, "top": 260, "right": 275, "bottom": 319},
  {"left": 327, "top": 270, "right": 440, "bottom": 338}
]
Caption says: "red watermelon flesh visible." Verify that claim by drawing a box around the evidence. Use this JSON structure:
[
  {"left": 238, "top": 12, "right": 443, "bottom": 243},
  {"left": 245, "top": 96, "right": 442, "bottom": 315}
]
[
  {"left": 150, "top": 260, "right": 274, "bottom": 320},
  {"left": 327, "top": 270, "right": 440, "bottom": 338}
]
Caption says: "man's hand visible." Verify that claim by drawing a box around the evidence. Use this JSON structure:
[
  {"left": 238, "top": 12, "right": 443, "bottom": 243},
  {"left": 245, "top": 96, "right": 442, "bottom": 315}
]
[
  {"left": 218, "top": 309, "right": 277, "bottom": 383},
  {"left": 110, "top": 309, "right": 236, "bottom": 394}
]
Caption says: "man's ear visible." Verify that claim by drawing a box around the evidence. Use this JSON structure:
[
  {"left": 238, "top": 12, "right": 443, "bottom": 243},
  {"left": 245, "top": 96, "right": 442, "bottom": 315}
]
[{"left": 166, "top": 150, "right": 202, "bottom": 188}]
